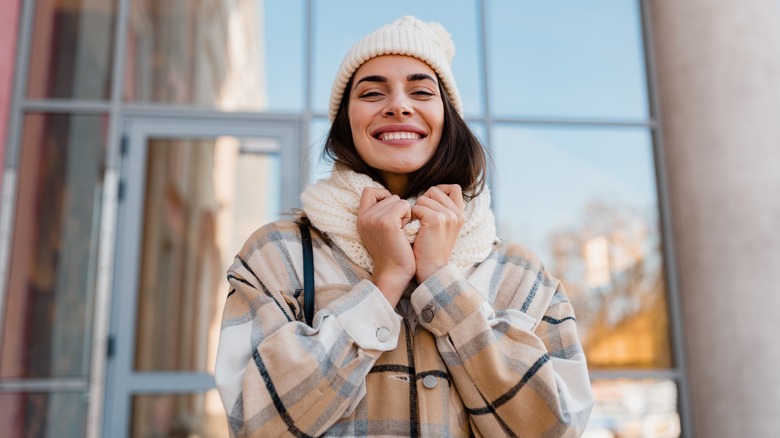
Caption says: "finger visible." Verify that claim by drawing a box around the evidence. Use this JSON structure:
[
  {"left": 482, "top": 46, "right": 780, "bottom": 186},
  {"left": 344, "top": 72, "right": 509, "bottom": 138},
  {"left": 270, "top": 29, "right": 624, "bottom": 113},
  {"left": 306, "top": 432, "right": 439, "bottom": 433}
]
[
  {"left": 358, "top": 187, "right": 393, "bottom": 213},
  {"left": 381, "top": 198, "right": 412, "bottom": 223},
  {"left": 411, "top": 202, "right": 458, "bottom": 224},
  {"left": 419, "top": 187, "right": 462, "bottom": 213},
  {"left": 362, "top": 196, "right": 412, "bottom": 230},
  {"left": 414, "top": 189, "right": 464, "bottom": 225},
  {"left": 370, "top": 195, "right": 411, "bottom": 218},
  {"left": 433, "top": 184, "right": 465, "bottom": 209},
  {"left": 414, "top": 195, "right": 451, "bottom": 213}
]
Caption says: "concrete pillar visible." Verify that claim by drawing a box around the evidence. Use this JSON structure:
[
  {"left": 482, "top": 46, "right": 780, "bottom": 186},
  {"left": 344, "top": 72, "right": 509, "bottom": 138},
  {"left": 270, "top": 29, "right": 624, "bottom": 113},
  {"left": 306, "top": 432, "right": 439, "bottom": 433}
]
[{"left": 647, "top": 1, "right": 780, "bottom": 436}]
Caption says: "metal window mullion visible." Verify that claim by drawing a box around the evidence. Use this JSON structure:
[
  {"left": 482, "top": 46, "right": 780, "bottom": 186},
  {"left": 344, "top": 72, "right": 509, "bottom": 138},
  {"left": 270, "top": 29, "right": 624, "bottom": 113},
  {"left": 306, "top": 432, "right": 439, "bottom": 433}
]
[
  {"left": 306, "top": 111, "right": 655, "bottom": 129},
  {"left": 491, "top": 116, "right": 656, "bottom": 128},
  {"left": 122, "top": 372, "right": 216, "bottom": 394},
  {"left": 87, "top": 0, "right": 132, "bottom": 436},
  {"left": 639, "top": 1, "right": 693, "bottom": 437},
  {"left": 3, "top": 0, "right": 35, "bottom": 168},
  {"left": 0, "top": 0, "right": 38, "bottom": 367},
  {"left": 121, "top": 103, "right": 304, "bottom": 122},
  {"left": 0, "top": 170, "right": 17, "bottom": 346},
  {"left": 477, "top": 0, "right": 494, "bottom": 196},
  {"left": 588, "top": 368, "right": 682, "bottom": 381},
  {"left": 21, "top": 99, "right": 112, "bottom": 113},
  {"left": 0, "top": 378, "right": 89, "bottom": 392},
  {"left": 301, "top": 0, "right": 314, "bottom": 190},
  {"left": 304, "top": 0, "right": 313, "bottom": 116}
]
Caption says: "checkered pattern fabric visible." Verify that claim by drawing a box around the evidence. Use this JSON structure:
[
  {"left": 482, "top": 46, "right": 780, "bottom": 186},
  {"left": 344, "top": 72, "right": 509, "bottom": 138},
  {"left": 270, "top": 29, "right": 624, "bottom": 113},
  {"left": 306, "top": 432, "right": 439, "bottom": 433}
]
[{"left": 215, "top": 219, "right": 593, "bottom": 437}]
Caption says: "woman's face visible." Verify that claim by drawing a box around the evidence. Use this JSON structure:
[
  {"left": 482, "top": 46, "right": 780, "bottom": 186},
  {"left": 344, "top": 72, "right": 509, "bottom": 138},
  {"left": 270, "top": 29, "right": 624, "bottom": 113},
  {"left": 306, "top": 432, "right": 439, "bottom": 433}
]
[{"left": 348, "top": 55, "right": 445, "bottom": 194}]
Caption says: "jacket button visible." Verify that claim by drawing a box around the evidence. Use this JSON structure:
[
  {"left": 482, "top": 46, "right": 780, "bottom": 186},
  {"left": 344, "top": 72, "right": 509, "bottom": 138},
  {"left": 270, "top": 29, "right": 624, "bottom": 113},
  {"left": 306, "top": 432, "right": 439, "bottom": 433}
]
[
  {"left": 422, "top": 375, "right": 438, "bottom": 389},
  {"left": 421, "top": 307, "right": 434, "bottom": 323},
  {"left": 376, "top": 327, "right": 390, "bottom": 342}
]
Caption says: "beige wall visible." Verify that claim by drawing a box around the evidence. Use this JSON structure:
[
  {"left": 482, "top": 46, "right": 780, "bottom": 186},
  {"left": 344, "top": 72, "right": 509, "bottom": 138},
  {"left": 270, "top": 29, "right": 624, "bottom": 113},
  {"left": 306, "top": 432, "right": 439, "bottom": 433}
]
[{"left": 648, "top": 1, "right": 780, "bottom": 436}]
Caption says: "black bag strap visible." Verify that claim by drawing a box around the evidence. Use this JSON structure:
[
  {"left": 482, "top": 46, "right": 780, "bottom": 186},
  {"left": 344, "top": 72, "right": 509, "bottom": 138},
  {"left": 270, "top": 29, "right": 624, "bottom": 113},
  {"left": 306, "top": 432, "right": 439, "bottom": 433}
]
[{"left": 299, "top": 221, "right": 315, "bottom": 326}]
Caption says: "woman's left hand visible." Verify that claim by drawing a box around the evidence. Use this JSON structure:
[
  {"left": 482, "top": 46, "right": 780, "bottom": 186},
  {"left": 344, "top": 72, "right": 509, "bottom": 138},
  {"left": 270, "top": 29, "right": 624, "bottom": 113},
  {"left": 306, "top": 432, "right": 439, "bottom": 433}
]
[{"left": 411, "top": 184, "right": 465, "bottom": 282}]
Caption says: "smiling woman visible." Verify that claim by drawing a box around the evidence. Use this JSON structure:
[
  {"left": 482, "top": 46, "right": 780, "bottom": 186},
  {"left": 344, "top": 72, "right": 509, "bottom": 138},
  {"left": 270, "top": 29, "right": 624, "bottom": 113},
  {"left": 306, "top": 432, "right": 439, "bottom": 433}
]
[{"left": 215, "top": 16, "right": 594, "bottom": 437}]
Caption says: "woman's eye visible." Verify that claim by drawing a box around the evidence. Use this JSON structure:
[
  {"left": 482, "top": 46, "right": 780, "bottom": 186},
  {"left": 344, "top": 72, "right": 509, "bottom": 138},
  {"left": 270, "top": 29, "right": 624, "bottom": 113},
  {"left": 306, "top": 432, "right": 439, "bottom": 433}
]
[
  {"left": 359, "top": 91, "right": 383, "bottom": 98},
  {"left": 412, "top": 90, "right": 435, "bottom": 97}
]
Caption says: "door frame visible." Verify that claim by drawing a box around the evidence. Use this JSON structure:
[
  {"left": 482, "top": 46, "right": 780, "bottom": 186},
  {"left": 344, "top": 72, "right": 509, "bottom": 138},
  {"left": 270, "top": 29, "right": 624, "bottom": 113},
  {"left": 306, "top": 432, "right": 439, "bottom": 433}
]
[{"left": 103, "top": 113, "right": 302, "bottom": 437}]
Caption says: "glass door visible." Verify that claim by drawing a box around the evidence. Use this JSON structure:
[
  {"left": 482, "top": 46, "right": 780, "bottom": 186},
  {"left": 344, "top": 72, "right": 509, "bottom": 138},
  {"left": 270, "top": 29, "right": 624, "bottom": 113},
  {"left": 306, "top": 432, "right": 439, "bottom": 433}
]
[{"left": 104, "top": 116, "right": 301, "bottom": 437}]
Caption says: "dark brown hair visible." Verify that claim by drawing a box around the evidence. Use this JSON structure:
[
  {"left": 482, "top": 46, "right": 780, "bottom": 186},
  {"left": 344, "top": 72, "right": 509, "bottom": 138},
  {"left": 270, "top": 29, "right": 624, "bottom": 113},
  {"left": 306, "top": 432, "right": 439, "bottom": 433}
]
[{"left": 322, "top": 77, "right": 487, "bottom": 200}]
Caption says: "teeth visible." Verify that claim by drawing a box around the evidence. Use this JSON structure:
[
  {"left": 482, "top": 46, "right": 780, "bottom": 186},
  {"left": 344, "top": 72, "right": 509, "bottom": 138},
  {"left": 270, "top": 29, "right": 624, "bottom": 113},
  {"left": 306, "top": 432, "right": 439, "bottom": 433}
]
[{"left": 380, "top": 131, "right": 421, "bottom": 141}]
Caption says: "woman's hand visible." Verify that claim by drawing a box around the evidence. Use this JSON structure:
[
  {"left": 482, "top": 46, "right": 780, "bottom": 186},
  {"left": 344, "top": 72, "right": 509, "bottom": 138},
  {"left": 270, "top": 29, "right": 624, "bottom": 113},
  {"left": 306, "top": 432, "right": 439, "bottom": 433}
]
[
  {"left": 411, "top": 185, "right": 465, "bottom": 282},
  {"left": 357, "top": 187, "right": 416, "bottom": 306}
]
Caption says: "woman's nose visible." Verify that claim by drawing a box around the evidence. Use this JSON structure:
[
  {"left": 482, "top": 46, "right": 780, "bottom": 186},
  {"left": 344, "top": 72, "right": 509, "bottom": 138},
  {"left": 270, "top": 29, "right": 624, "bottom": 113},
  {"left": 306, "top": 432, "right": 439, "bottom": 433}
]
[{"left": 384, "top": 93, "right": 413, "bottom": 117}]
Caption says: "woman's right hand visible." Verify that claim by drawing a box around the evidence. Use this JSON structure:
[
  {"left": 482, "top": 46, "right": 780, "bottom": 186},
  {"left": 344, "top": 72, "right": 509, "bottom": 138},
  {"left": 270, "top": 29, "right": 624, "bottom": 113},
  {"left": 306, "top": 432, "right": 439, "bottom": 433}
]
[{"left": 357, "top": 187, "right": 416, "bottom": 307}]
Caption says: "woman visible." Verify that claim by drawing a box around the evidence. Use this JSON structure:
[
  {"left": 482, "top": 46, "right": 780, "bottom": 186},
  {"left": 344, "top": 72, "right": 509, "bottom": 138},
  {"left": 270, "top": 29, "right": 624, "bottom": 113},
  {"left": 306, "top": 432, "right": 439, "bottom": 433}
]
[{"left": 216, "top": 16, "right": 593, "bottom": 437}]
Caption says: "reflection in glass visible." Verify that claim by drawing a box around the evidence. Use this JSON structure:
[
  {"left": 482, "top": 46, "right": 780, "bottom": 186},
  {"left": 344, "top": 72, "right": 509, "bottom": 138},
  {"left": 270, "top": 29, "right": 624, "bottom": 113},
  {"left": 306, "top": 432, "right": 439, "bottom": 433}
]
[
  {"left": 467, "top": 121, "right": 487, "bottom": 148},
  {"left": 0, "top": 392, "right": 88, "bottom": 437},
  {"left": 308, "top": 117, "right": 332, "bottom": 184},
  {"left": 264, "top": 0, "right": 306, "bottom": 111},
  {"left": 131, "top": 390, "right": 227, "bottom": 438},
  {"left": 27, "top": 0, "right": 116, "bottom": 99},
  {"left": 1, "top": 114, "right": 105, "bottom": 378},
  {"left": 492, "top": 125, "right": 671, "bottom": 369},
  {"left": 313, "top": 0, "right": 482, "bottom": 116},
  {"left": 487, "top": 0, "right": 648, "bottom": 119},
  {"left": 134, "top": 137, "right": 281, "bottom": 372},
  {"left": 584, "top": 379, "right": 680, "bottom": 438},
  {"left": 124, "top": 0, "right": 304, "bottom": 111}
]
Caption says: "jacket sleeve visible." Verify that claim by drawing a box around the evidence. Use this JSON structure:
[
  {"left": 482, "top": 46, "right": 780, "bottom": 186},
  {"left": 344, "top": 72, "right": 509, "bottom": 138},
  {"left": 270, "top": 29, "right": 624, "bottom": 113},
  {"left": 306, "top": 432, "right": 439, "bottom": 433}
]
[
  {"left": 215, "top": 225, "right": 402, "bottom": 437},
  {"left": 410, "top": 263, "right": 594, "bottom": 438}
]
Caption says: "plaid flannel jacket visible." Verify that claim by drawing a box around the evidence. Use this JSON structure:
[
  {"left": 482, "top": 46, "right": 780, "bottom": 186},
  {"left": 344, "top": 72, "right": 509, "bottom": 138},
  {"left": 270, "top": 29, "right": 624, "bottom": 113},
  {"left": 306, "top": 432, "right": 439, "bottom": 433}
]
[{"left": 216, "top": 220, "right": 593, "bottom": 437}]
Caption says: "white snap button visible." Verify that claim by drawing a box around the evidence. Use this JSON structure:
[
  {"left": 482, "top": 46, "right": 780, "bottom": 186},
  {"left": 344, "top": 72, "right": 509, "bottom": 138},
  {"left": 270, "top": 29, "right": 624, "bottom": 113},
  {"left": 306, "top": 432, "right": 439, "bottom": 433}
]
[
  {"left": 422, "top": 375, "right": 438, "bottom": 389},
  {"left": 376, "top": 327, "right": 390, "bottom": 342}
]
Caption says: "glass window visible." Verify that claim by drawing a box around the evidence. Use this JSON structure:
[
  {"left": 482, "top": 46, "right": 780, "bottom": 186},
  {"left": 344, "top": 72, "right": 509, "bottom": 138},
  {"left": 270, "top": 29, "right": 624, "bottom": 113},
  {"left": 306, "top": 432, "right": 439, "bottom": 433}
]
[
  {"left": 585, "top": 379, "right": 680, "bottom": 438},
  {"left": 487, "top": 0, "right": 648, "bottom": 120},
  {"left": 312, "top": 0, "right": 482, "bottom": 117},
  {"left": 467, "top": 120, "right": 487, "bottom": 146},
  {"left": 492, "top": 125, "right": 671, "bottom": 369},
  {"left": 1, "top": 114, "right": 106, "bottom": 379},
  {"left": 0, "top": 391, "right": 88, "bottom": 437},
  {"left": 308, "top": 117, "right": 332, "bottom": 184},
  {"left": 26, "top": 0, "right": 116, "bottom": 99},
  {"left": 124, "top": 0, "right": 304, "bottom": 111},
  {"left": 134, "top": 137, "right": 282, "bottom": 372},
  {"left": 264, "top": 0, "right": 305, "bottom": 112},
  {"left": 131, "top": 390, "right": 227, "bottom": 438}
]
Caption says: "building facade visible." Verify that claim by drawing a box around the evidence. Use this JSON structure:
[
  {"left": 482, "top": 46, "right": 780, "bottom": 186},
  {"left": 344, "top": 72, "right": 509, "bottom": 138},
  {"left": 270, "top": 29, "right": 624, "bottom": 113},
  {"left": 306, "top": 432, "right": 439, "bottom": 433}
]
[{"left": 1, "top": 0, "right": 779, "bottom": 437}]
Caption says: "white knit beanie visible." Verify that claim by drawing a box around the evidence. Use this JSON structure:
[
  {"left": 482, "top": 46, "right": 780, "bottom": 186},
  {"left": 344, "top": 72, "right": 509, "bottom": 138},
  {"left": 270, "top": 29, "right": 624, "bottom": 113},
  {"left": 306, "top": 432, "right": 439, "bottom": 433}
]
[{"left": 328, "top": 16, "right": 463, "bottom": 122}]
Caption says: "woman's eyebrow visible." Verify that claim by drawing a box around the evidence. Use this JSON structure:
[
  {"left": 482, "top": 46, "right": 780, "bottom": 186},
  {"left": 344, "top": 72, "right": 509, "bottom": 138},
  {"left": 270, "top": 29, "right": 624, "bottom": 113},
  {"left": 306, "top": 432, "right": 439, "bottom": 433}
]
[
  {"left": 407, "top": 73, "right": 437, "bottom": 83},
  {"left": 355, "top": 75, "right": 387, "bottom": 86}
]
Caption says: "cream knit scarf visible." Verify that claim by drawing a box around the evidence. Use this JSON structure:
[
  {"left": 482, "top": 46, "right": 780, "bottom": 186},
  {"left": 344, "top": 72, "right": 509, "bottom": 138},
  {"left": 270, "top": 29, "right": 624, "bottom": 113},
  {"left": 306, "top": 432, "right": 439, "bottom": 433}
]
[{"left": 300, "top": 167, "right": 498, "bottom": 274}]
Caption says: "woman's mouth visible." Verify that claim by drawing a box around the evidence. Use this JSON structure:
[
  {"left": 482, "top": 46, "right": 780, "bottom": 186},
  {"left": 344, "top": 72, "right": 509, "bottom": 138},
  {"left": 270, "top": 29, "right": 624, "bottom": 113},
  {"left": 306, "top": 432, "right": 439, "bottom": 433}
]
[
  {"left": 371, "top": 125, "right": 428, "bottom": 141},
  {"left": 377, "top": 131, "right": 422, "bottom": 141}
]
